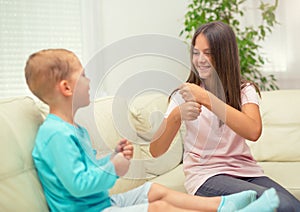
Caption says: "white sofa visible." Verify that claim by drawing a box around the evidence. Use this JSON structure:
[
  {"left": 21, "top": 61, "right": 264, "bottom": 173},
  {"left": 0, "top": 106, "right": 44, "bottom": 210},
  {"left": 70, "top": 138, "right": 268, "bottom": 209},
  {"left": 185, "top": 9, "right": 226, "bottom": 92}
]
[{"left": 0, "top": 89, "right": 300, "bottom": 211}]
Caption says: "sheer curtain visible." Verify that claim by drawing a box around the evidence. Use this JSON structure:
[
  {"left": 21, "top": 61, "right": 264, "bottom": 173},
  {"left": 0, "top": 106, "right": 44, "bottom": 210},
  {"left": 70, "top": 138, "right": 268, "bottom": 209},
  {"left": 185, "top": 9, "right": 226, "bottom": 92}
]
[
  {"left": 80, "top": 0, "right": 103, "bottom": 66},
  {"left": 242, "top": 0, "right": 300, "bottom": 89},
  {"left": 0, "top": 0, "right": 82, "bottom": 98},
  {"left": 272, "top": 0, "right": 300, "bottom": 89}
]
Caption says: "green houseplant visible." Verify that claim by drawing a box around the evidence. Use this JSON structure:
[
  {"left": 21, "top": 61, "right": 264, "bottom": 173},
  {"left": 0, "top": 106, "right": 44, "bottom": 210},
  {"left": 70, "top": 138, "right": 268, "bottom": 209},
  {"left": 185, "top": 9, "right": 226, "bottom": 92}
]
[{"left": 180, "top": 0, "right": 279, "bottom": 91}]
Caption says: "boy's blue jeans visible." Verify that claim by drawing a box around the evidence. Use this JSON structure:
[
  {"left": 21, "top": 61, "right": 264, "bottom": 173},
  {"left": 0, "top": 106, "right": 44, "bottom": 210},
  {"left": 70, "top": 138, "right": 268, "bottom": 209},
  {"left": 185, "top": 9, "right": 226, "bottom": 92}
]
[{"left": 195, "top": 174, "right": 300, "bottom": 212}]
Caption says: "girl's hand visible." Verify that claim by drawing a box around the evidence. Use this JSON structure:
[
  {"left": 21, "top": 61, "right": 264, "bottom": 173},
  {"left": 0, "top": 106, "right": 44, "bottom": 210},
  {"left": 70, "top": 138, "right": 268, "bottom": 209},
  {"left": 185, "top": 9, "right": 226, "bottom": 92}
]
[
  {"left": 179, "top": 83, "right": 205, "bottom": 104},
  {"left": 179, "top": 102, "right": 202, "bottom": 121}
]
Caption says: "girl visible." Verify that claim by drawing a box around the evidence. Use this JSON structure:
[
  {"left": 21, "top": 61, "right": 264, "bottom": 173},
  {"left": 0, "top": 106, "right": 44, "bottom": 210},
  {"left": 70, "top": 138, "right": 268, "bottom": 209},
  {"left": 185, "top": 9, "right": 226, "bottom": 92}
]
[{"left": 150, "top": 21, "right": 300, "bottom": 212}]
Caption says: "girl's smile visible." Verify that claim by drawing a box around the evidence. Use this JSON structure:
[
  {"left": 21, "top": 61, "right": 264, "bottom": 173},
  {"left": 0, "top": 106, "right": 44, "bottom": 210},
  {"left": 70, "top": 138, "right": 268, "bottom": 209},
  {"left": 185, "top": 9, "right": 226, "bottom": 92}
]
[{"left": 192, "top": 33, "right": 213, "bottom": 79}]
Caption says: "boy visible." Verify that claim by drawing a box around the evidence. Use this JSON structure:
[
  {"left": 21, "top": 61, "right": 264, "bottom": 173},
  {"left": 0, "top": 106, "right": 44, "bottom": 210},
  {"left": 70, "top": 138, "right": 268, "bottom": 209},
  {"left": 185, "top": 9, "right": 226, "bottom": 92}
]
[{"left": 25, "top": 49, "right": 279, "bottom": 212}]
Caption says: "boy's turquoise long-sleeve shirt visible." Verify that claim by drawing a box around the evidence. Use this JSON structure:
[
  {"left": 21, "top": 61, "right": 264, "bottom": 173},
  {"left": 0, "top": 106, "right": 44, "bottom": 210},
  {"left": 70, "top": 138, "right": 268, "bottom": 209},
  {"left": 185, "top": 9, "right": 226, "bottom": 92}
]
[{"left": 32, "top": 114, "right": 118, "bottom": 212}]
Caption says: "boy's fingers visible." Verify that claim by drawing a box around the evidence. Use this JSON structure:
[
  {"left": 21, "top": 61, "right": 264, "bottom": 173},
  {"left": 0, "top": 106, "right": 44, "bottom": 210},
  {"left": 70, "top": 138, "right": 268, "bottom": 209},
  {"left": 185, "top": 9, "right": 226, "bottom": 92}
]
[
  {"left": 123, "top": 144, "right": 133, "bottom": 149},
  {"left": 119, "top": 139, "right": 127, "bottom": 145}
]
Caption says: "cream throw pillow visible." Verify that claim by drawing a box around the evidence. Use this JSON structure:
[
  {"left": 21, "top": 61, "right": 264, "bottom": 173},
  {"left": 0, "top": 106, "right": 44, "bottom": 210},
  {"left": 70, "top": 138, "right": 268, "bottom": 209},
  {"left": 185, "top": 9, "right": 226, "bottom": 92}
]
[
  {"left": 93, "top": 93, "right": 183, "bottom": 177},
  {"left": 129, "top": 92, "right": 183, "bottom": 176}
]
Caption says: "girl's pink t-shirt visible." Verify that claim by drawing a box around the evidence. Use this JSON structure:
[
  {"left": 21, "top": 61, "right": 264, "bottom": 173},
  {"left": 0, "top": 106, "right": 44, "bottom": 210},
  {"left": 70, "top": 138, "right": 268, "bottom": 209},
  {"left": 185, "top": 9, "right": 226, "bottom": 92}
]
[{"left": 165, "top": 85, "right": 265, "bottom": 194}]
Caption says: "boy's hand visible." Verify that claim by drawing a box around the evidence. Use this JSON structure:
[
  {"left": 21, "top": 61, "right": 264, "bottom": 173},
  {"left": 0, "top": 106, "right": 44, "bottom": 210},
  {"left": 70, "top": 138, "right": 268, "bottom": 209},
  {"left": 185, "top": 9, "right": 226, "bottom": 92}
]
[
  {"left": 115, "top": 139, "right": 133, "bottom": 160},
  {"left": 111, "top": 152, "right": 130, "bottom": 177}
]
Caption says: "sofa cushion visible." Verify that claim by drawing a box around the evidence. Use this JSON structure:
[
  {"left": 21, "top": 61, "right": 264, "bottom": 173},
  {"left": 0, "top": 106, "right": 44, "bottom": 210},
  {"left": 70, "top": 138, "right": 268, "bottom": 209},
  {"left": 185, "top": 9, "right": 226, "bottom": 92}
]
[
  {"left": 247, "top": 90, "right": 300, "bottom": 162},
  {"left": 259, "top": 161, "right": 300, "bottom": 200},
  {"left": 90, "top": 96, "right": 142, "bottom": 159},
  {"left": 149, "top": 164, "right": 186, "bottom": 193},
  {"left": 0, "top": 97, "right": 48, "bottom": 211},
  {"left": 89, "top": 96, "right": 152, "bottom": 194}
]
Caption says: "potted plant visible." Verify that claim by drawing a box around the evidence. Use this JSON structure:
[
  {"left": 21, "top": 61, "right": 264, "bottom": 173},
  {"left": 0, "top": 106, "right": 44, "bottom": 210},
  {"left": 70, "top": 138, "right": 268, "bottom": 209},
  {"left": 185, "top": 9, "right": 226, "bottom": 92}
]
[{"left": 180, "top": 0, "right": 279, "bottom": 91}]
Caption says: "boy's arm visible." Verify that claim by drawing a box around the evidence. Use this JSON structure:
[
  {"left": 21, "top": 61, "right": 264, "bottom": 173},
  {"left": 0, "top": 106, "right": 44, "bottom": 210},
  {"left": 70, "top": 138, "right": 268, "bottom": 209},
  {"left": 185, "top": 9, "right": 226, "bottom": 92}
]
[
  {"left": 110, "top": 152, "right": 130, "bottom": 177},
  {"left": 42, "top": 134, "right": 118, "bottom": 197}
]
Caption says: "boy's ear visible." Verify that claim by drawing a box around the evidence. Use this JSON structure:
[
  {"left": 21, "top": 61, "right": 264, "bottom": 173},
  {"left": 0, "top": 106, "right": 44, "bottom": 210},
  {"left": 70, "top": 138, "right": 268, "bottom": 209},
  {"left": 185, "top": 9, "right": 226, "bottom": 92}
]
[{"left": 59, "top": 80, "right": 73, "bottom": 96}]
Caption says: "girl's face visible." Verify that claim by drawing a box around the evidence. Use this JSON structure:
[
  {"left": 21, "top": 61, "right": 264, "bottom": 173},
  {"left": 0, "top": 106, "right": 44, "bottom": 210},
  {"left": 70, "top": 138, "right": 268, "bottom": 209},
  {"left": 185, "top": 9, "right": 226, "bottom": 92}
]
[{"left": 192, "top": 33, "right": 213, "bottom": 79}]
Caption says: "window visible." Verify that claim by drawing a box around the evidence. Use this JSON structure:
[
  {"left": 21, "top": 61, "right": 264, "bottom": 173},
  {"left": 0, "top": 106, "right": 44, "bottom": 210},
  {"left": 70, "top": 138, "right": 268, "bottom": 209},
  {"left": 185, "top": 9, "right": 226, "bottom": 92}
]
[
  {"left": 241, "top": 0, "right": 287, "bottom": 73},
  {"left": 0, "top": 0, "right": 82, "bottom": 98},
  {"left": 241, "top": 1, "right": 300, "bottom": 88}
]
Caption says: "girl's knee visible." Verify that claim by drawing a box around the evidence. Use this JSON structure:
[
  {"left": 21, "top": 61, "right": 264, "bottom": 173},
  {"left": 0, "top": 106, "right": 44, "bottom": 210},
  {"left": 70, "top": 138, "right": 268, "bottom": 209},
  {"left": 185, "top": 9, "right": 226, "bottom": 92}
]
[
  {"left": 148, "top": 183, "right": 169, "bottom": 202},
  {"left": 148, "top": 200, "right": 171, "bottom": 211},
  {"left": 277, "top": 193, "right": 300, "bottom": 212},
  {"left": 277, "top": 202, "right": 294, "bottom": 212}
]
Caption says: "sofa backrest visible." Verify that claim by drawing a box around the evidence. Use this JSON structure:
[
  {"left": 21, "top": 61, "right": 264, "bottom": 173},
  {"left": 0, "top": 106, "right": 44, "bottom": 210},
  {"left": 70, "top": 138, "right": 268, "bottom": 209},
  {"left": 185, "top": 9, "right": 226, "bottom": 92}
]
[
  {"left": 247, "top": 89, "right": 300, "bottom": 162},
  {"left": 0, "top": 97, "right": 49, "bottom": 211},
  {"left": 1, "top": 89, "right": 299, "bottom": 208},
  {"left": 82, "top": 92, "right": 184, "bottom": 179}
]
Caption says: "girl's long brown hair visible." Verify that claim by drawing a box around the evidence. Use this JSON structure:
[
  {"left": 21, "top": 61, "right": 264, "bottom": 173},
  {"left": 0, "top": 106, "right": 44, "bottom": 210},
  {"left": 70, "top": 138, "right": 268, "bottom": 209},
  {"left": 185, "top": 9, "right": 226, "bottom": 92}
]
[{"left": 171, "top": 21, "right": 260, "bottom": 111}]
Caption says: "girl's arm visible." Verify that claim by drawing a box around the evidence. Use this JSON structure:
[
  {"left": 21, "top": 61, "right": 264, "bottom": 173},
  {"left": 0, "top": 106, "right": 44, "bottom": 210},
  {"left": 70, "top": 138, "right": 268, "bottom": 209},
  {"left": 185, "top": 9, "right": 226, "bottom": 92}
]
[
  {"left": 180, "top": 83, "right": 262, "bottom": 141},
  {"left": 206, "top": 91, "right": 262, "bottom": 141},
  {"left": 150, "top": 106, "right": 181, "bottom": 157},
  {"left": 150, "top": 101, "right": 201, "bottom": 157}
]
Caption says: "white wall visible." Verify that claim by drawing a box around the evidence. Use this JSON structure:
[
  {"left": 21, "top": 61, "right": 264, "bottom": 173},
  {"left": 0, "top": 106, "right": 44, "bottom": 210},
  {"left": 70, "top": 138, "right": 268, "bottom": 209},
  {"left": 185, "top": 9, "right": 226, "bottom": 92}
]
[
  {"left": 100, "top": 0, "right": 187, "bottom": 46},
  {"left": 1, "top": 0, "right": 298, "bottom": 98},
  {"left": 82, "top": 0, "right": 300, "bottom": 95},
  {"left": 83, "top": 0, "right": 190, "bottom": 97}
]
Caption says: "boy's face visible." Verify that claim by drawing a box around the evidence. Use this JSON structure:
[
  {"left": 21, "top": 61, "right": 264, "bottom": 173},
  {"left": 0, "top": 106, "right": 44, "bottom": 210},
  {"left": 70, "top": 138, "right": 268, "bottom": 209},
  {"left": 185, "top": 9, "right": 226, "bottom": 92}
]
[{"left": 71, "top": 59, "right": 90, "bottom": 110}]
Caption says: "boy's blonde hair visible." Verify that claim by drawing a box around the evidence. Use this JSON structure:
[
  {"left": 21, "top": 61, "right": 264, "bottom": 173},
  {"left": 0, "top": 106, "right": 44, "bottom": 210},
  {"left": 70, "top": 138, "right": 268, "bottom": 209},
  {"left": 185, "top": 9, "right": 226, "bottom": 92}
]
[{"left": 25, "top": 49, "right": 78, "bottom": 104}]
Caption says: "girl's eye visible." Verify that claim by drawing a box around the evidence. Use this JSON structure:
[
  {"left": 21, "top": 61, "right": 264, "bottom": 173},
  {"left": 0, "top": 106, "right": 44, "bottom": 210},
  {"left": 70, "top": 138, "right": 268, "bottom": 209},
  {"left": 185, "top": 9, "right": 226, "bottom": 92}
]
[
  {"left": 203, "top": 51, "right": 212, "bottom": 56},
  {"left": 193, "top": 51, "right": 200, "bottom": 55}
]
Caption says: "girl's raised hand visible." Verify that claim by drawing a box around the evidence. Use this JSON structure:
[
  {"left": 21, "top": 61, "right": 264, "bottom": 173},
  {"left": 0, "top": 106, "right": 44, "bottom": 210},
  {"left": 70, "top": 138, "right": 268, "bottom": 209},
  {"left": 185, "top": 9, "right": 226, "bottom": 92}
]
[
  {"left": 179, "top": 83, "right": 205, "bottom": 104},
  {"left": 179, "top": 102, "right": 202, "bottom": 121}
]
